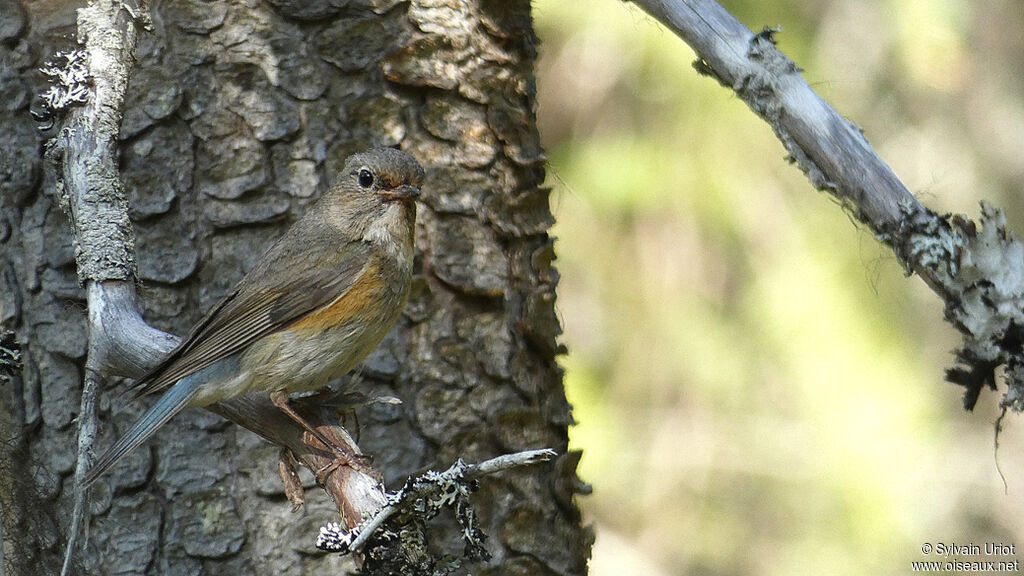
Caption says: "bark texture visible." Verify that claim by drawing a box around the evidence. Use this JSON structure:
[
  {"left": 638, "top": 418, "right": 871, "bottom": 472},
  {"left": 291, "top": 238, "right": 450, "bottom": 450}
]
[{"left": 0, "top": 1, "right": 590, "bottom": 575}]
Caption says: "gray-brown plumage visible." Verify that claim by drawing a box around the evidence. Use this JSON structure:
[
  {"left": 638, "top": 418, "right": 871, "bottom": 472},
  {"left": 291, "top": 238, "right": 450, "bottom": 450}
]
[{"left": 82, "top": 147, "right": 425, "bottom": 487}]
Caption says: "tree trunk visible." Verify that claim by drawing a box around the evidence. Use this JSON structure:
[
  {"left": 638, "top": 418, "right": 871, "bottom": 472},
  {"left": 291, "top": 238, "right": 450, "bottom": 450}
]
[{"left": 0, "top": 1, "right": 591, "bottom": 574}]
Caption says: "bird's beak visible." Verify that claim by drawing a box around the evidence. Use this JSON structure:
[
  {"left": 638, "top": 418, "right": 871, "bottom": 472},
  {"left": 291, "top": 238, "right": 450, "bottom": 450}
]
[{"left": 378, "top": 184, "right": 421, "bottom": 202}]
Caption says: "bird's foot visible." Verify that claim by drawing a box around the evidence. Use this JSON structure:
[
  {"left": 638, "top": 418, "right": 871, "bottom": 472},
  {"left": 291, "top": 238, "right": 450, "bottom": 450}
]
[{"left": 313, "top": 450, "right": 375, "bottom": 484}]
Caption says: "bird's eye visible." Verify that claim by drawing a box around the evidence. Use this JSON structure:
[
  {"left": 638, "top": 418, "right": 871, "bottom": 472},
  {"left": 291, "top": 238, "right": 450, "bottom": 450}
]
[{"left": 358, "top": 169, "right": 374, "bottom": 188}]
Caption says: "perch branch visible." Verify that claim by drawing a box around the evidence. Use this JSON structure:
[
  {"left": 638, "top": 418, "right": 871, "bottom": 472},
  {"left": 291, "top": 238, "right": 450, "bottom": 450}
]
[
  {"left": 316, "top": 449, "right": 558, "bottom": 555},
  {"left": 628, "top": 0, "right": 1024, "bottom": 410}
]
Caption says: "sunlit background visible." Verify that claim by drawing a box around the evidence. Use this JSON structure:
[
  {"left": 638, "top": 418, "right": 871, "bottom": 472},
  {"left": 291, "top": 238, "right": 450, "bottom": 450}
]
[{"left": 533, "top": 1, "right": 1024, "bottom": 574}]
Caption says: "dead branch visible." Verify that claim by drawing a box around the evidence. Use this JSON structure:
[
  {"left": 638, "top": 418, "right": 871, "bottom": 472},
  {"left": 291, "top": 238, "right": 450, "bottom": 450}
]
[{"left": 628, "top": 0, "right": 1024, "bottom": 411}]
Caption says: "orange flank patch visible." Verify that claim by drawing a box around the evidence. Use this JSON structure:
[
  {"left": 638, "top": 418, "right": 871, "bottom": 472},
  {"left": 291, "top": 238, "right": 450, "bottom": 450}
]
[{"left": 287, "top": 262, "right": 385, "bottom": 334}]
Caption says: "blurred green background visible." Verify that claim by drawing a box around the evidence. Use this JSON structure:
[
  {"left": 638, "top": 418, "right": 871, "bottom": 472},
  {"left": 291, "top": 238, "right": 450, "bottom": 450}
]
[{"left": 533, "top": 1, "right": 1024, "bottom": 574}]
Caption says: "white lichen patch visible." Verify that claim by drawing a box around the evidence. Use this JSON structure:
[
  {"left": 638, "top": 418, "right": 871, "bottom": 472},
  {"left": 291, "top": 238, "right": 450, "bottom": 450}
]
[
  {"left": 908, "top": 202, "right": 1024, "bottom": 410},
  {"left": 40, "top": 50, "right": 91, "bottom": 112}
]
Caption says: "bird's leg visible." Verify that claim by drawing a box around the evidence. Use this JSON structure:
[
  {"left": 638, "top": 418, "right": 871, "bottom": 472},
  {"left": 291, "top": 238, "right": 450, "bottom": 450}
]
[{"left": 269, "top": 390, "right": 371, "bottom": 480}]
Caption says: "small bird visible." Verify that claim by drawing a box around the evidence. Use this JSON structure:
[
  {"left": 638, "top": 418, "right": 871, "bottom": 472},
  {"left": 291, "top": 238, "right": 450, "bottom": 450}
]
[{"left": 81, "top": 147, "right": 425, "bottom": 487}]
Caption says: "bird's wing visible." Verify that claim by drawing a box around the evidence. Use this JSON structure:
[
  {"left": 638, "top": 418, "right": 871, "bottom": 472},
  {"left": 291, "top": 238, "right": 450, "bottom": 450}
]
[{"left": 130, "top": 236, "right": 375, "bottom": 398}]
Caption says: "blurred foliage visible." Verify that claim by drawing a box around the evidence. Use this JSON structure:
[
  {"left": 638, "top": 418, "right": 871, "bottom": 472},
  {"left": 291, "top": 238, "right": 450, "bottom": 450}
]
[{"left": 533, "top": 1, "right": 1024, "bottom": 575}]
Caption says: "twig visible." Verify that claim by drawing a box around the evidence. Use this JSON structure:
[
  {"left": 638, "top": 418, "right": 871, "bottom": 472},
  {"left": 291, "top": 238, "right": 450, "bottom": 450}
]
[
  {"left": 60, "top": 369, "right": 100, "bottom": 576},
  {"left": 316, "top": 449, "right": 558, "bottom": 555}
]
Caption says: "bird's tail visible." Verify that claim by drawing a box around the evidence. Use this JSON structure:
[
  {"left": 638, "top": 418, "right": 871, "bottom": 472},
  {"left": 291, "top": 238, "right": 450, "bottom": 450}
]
[{"left": 80, "top": 376, "right": 202, "bottom": 488}]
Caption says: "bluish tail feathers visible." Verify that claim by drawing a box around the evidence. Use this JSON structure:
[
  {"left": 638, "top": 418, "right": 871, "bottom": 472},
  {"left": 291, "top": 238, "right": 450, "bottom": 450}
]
[{"left": 79, "top": 375, "right": 202, "bottom": 488}]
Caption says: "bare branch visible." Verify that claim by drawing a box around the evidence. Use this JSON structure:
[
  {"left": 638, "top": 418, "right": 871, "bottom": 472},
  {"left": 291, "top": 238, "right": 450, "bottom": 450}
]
[
  {"left": 86, "top": 281, "right": 179, "bottom": 376},
  {"left": 633, "top": 1, "right": 925, "bottom": 231},
  {"left": 46, "top": 4, "right": 145, "bottom": 573},
  {"left": 627, "top": 0, "right": 1024, "bottom": 411}
]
